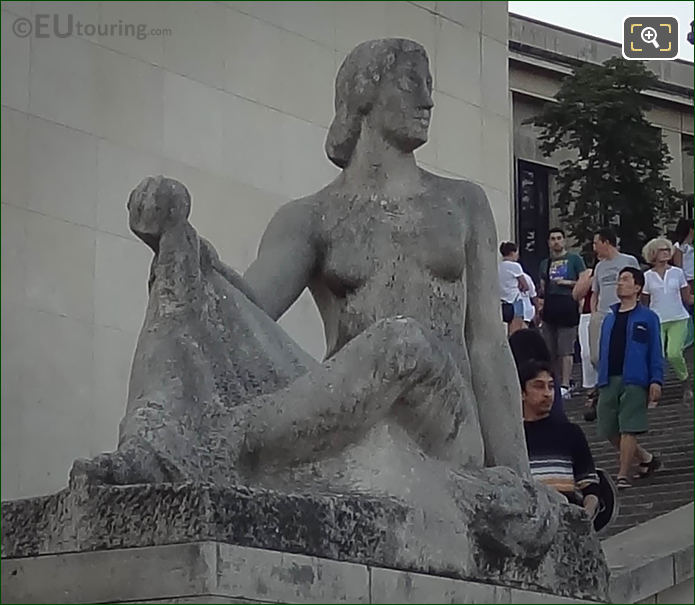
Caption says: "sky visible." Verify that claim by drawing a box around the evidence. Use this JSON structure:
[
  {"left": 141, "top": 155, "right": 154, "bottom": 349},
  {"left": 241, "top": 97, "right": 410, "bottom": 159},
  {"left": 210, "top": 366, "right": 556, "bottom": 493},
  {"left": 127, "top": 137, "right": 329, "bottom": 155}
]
[{"left": 509, "top": 1, "right": 694, "bottom": 62}]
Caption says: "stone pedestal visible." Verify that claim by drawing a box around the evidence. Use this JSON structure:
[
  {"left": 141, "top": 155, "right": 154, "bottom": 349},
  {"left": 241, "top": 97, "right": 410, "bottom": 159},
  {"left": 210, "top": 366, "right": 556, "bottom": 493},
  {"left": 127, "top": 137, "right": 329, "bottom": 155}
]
[
  {"left": 2, "top": 541, "right": 595, "bottom": 604},
  {"left": 1, "top": 483, "right": 608, "bottom": 603}
]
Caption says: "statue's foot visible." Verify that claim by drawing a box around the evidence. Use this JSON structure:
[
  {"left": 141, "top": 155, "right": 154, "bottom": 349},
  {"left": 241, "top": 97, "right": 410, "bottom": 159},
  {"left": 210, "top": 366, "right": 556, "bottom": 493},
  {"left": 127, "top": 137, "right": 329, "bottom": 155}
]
[
  {"left": 69, "top": 441, "right": 185, "bottom": 488},
  {"left": 450, "top": 467, "right": 564, "bottom": 559},
  {"left": 69, "top": 452, "right": 127, "bottom": 487}
]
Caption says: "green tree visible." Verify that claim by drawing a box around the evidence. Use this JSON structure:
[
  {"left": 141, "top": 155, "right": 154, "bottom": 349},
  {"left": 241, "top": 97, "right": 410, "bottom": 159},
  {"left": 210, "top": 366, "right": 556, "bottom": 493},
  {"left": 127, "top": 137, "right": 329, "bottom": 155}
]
[{"left": 530, "top": 57, "right": 683, "bottom": 257}]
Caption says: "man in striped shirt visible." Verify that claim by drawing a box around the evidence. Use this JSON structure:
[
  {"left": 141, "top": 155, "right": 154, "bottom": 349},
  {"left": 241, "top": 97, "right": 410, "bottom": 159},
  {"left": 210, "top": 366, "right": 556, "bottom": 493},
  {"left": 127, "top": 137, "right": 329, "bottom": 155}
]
[{"left": 520, "top": 360, "right": 601, "bottom": 520}]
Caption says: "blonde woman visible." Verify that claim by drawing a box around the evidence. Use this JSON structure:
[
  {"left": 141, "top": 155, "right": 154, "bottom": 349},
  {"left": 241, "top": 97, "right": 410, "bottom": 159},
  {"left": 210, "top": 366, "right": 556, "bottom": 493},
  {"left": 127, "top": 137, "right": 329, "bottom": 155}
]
[{"left": 642, "top": 238, "right": 695, "bottom": 404}]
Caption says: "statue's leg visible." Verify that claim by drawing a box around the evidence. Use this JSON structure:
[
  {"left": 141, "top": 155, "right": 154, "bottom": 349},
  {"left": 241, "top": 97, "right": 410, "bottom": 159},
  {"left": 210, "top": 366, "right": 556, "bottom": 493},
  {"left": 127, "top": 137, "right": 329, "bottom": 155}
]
[
  {"left": 232, "top": 317, "right": 484, "bottom": 470},
  {"left": 70, "top": 329, "right": 217, "bottom": 487},
  {"left": 70, "top": 398, "right": 204, "bottom": 487},
  {"left": 70, "top": 316, "right": 482, "bottom": 486}
]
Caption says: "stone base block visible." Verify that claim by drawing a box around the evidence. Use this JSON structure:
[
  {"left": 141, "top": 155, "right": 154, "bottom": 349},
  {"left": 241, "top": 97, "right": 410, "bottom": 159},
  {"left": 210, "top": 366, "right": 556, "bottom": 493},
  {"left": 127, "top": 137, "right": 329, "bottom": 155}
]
[
  {"left": 1, "top": 482, "right": 608, "bottom": 602},
  {"left": 1, "top": 541, "right": 595, "bottom": 604}
]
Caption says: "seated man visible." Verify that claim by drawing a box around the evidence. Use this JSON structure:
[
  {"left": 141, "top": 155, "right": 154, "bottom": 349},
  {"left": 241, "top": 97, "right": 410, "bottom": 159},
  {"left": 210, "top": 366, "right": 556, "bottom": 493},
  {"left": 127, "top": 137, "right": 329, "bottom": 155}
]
[
  {"left": 509, "top": 329, "right": 568, "bottom": 422},
  {"left": 521, "top": 360, "right": 615, "bottom": 531}
]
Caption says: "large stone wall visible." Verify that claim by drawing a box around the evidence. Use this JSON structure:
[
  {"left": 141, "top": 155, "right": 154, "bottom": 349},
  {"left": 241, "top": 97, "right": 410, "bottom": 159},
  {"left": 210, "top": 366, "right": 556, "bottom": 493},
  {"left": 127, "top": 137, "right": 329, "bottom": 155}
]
[{"left": 1, "top": 1, "right": 512, "bottom": 500}]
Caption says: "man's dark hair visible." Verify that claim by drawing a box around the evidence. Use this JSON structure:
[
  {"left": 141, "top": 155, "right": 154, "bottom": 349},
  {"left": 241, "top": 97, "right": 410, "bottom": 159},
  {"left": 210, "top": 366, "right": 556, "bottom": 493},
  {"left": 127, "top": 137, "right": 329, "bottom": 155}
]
[
  {"left": 674, "top": 218, "right": 693, "bottom": 244},
  {"left": 509, "top": 330, "right": 551, "bottom": 367},
  {"left": 518, "top": 359, "right": 555, "bottom": 391},
  {"left": 581, "top": 251, "right": 597, "bottom": 269},
  {"left": 500, "top": 241, "right": 518, "bottom": 257},
  {"left": 548, "top": 227, "right": 565, "bottom": 238},
  {"left": 595, "top": 228, "right": 617, "bottom": 247},
  {"left": 619, "top": 266, "right": 645, "bottom": 291}
]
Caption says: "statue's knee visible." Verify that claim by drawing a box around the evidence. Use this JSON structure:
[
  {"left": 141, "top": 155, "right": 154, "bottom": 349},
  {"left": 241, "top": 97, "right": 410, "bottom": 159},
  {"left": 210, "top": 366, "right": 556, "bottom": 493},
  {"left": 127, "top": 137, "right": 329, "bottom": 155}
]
[
  {"left": 371, "top": 316, "right": 429, "bottom": 348},
  {"left": 367, "top": 317, "right": 436, "bottom": 379}
]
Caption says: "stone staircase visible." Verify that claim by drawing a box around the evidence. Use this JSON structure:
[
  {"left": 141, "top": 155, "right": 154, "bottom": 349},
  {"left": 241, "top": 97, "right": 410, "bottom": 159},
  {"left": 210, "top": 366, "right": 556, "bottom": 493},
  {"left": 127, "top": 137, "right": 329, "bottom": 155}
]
[{"left": 564, "top": 349, "right": 694, "bottom": 538}]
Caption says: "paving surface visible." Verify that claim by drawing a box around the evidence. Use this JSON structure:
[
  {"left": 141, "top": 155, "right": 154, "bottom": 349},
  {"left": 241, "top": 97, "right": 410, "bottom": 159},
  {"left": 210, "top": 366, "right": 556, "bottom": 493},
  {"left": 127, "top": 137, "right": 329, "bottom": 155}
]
[{"left": 564, "top": 349, "right": 694, "bottom": 538}]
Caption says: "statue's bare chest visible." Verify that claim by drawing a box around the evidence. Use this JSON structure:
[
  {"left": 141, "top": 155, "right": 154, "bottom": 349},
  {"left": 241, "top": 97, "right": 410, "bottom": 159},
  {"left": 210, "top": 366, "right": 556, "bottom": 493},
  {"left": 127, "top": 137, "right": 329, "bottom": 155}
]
[{"left": 317, "top": 194, "right": 466, "bottom": 295}]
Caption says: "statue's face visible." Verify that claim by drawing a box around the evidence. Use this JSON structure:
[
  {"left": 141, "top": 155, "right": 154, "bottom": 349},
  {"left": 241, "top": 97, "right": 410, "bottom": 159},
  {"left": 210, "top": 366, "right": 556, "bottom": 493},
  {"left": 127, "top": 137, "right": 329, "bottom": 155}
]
[{"left": 372, "top": 53, "right": 433, "bottom": 152}]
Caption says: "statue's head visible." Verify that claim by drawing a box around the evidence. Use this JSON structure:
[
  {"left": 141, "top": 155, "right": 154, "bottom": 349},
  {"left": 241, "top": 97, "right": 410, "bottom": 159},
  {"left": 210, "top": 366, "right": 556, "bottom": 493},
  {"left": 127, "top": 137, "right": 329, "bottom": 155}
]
[
  {"left": 326, "top": 38, "right": 433, "bottom": 168},
  {"left": 128, "top": 176, "right": 191, "bottom": 245}
]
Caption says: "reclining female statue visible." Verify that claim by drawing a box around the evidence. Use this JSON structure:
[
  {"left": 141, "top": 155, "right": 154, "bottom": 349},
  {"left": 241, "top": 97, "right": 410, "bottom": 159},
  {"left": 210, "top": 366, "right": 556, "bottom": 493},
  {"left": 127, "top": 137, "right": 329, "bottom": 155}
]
[
  {"left": 73, "top": 38, "right": 526, "bottom": 485},
  {"left": 71, "top": 40, "right": 576, "bottom": 564}
]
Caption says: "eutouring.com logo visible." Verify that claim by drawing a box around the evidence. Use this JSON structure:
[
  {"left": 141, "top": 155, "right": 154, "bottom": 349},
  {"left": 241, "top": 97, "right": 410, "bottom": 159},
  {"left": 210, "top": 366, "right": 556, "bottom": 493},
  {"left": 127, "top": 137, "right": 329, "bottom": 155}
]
[{"left": 12, "top": 14, "right": 172, "bottom": 40}]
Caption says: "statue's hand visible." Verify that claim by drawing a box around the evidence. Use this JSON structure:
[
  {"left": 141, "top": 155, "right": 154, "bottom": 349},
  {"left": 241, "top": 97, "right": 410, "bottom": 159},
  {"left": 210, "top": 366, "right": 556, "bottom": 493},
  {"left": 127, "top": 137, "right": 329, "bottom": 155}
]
[{"left": 198, "top": 237, "right": 264, "bottom": 309}]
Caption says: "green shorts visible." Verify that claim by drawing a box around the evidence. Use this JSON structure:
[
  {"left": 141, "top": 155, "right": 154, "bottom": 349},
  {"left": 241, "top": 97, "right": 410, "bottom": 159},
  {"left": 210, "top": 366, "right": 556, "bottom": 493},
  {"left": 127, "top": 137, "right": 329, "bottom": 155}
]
[{"left": 597, "top": 376, "right": 648, "bottom": 438}]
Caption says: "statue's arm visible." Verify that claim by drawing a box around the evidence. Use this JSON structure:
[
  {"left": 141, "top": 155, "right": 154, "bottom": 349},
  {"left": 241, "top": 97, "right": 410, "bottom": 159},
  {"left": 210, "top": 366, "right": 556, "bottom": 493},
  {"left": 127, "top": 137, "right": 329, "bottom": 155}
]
[
  {"left": 462, "top": 183, "right": 530, "bottom": 474},
  {"left": 243, "top": 199, "right": 318, "bottom": 320},
  {"left": 199, "top": 237, "right": 264, "bottom": 308}
]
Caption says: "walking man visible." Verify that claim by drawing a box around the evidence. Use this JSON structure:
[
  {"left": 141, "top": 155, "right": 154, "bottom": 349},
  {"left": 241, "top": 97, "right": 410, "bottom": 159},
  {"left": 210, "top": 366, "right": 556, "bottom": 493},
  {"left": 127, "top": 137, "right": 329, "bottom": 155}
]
[
  {"left": 597, "top": 267, "right": 663, "bottom": 489},
  {"left": 589, "top": 229, "right": 640, "bottom": 369},
  {"left": 539, "top": 228, "right": 588, "bottom": 396}
]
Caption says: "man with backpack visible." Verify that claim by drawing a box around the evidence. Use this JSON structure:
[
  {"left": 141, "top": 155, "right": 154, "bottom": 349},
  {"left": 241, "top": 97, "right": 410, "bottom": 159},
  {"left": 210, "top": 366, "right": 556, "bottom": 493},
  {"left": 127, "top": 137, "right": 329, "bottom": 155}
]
[{"left": 539, "top": 228, "right": 589, "bottom": 397}]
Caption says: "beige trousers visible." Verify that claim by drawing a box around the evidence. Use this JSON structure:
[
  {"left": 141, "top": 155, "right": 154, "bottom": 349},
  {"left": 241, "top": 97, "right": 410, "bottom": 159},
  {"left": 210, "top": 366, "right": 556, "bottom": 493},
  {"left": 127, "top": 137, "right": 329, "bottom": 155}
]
[{"left": 588, "top": 311, "right": 608, "bottom": 370}]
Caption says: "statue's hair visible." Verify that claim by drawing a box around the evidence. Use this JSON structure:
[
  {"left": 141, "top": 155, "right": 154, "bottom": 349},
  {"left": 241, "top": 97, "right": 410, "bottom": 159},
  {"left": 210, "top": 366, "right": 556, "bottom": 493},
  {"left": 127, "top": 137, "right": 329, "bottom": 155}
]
[{"left": 325, "top": 38, "right": 429, "bottom": 168}]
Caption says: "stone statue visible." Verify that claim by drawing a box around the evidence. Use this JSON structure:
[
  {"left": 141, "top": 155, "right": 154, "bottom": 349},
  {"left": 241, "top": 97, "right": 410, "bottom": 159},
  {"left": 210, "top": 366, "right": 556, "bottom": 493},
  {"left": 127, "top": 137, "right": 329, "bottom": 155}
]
[
  {"left": 244, "top": 37, "right": 527, "bottom": 474},
  {"left": 73, "top": 39, "right": 525, "bottom": 487},
  {"left": 2, "top": 39, "right": 608, "bottom": 600},
  {"left": 72, "top": 38, "right": 528, "bottom": 491}
]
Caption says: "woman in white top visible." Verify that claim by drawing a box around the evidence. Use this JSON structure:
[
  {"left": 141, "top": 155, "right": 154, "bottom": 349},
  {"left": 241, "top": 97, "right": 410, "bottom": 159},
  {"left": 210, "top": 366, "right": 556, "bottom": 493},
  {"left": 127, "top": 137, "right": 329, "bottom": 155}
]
[
  {"left": 498, "top": 242, "right": 529, "bottom": 335},
  {"left": 672, "top": 218, "right": 694, "bottom": 285},
  {"left": 642, "top": 237, "right": 695, "bottom": 403},
  {"left": 672, "top": 218, "right": 694, "bottom": 350},
  {"left": 573, "top": 267, "right": 599, "bottom": 394}
]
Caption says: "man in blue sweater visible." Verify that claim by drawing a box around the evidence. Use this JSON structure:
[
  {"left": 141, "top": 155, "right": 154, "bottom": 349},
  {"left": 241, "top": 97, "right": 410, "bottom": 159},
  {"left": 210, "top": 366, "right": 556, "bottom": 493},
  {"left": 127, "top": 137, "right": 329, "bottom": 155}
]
[
  {"left": 597, "top": 267, "right": 663, "bottom": 489},
  {"left": 522, "top": 359, "right": 617, "bottom": 531}
]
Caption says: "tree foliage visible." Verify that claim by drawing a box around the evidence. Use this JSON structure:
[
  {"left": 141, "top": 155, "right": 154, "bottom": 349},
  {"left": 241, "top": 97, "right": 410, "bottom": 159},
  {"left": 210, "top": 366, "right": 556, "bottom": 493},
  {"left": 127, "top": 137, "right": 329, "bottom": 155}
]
[{"left": 530, "top": 57, "right": 684, "bottom": 257}]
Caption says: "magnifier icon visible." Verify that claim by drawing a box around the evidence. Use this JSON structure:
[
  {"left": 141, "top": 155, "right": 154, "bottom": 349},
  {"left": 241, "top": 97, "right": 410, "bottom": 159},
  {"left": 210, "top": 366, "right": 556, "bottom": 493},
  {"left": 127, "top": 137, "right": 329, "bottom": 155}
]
[{"left": 640, "top": 26, "right": 660, "bottom": 48}]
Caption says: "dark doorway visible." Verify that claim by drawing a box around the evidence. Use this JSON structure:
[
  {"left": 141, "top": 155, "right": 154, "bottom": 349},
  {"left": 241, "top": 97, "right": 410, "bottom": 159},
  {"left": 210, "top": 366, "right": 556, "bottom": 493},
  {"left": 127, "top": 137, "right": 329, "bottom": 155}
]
[{"left": 516, "top": 160, "right": 551, "bottom": 287}]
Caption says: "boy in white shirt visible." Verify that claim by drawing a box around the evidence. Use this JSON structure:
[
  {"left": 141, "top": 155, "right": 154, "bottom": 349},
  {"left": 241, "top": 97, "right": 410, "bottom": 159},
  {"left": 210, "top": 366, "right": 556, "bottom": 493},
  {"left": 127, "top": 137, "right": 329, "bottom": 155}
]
[{"left": 499, "top": 242, "right": 529, "bottom": 335}]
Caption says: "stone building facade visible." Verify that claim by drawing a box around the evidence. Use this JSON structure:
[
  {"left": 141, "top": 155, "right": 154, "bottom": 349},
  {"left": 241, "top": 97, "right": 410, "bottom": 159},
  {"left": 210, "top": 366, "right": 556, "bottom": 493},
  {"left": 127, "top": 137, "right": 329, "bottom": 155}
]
[{"left": 509, "top": 14, "right": 694, "bottom": 282}]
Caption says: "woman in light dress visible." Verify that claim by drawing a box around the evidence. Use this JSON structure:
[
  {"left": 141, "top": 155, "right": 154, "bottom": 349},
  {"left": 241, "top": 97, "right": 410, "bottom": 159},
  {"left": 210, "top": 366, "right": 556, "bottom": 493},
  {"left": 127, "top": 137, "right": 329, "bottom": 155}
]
[{"left": 642, "top": 237, "right": 694, "bottom": 404}]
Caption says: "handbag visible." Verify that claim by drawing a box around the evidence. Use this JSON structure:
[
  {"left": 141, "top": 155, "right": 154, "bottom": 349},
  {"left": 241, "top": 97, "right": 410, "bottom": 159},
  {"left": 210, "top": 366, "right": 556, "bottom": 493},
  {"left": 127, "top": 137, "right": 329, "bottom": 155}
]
[
  {"left": 541, "top": 260, "right": 580, "bottom": 327},
  {"left": 501, "top": 301, "right": 515, "bottom": 323}
]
